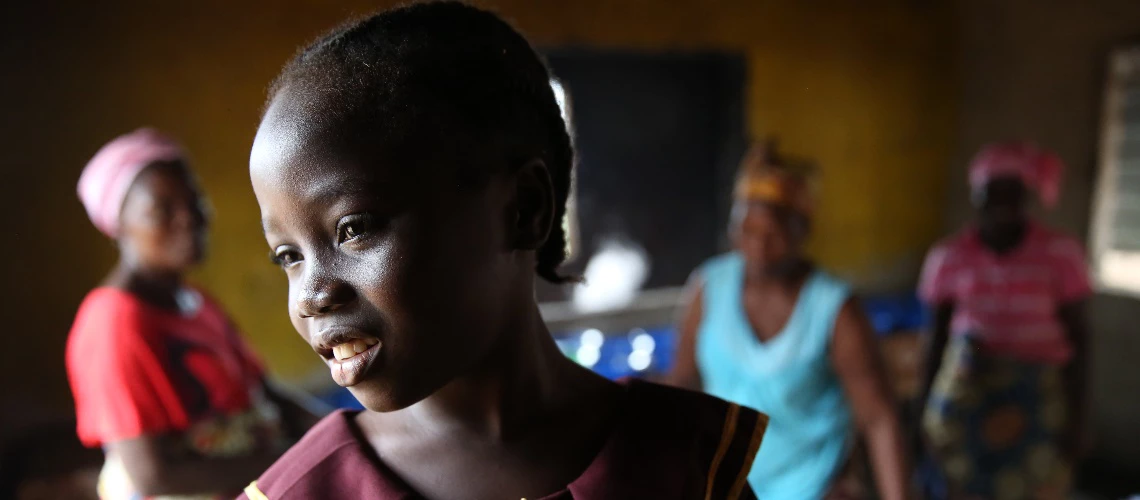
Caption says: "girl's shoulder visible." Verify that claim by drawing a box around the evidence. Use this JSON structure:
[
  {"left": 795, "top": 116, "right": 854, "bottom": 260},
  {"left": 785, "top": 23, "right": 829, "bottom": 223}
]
[
  {"left": 241, "top": 410, "right": 403, "bottom": 500},
  {"left": 583, "top": 379, "right": 766, "bottom": 499},
  {"left": 243, "top": 383, "right": 767, "bottom": 499}
]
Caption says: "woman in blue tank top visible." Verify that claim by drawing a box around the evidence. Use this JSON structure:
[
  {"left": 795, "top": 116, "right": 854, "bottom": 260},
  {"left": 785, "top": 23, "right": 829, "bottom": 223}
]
[{"left": 668, "top": 141, "right": 909, "bottom": 499}]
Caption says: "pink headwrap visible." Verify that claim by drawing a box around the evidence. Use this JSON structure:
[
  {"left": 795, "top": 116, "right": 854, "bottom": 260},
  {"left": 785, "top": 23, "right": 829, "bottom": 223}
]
[
  {"left": 968, "top": 141, "right": 1064, "bottom": 208},
  {"left": 77, "top": 128, "right": 186, "bottom": 237}
]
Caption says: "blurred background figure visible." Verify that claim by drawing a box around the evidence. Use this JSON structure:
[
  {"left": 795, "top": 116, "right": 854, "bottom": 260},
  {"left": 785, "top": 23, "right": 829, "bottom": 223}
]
[
  {"left": 917, "top": 142, "right": 1091, "bottom": 499},
  {"left": 66, "top": 129, "right": 323, "bottom": 499},
  {"left": 667, "top": 141, "right": 909, "bottom": 500}
]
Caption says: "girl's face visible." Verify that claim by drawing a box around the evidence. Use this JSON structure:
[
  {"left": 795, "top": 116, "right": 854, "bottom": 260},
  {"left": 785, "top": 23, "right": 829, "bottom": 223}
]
[
  {"left": 251, "top": 90, "right": 525, "bottom": 412},
  {"left": 118, "top": 162, "right": 208, "bottom": 273}
]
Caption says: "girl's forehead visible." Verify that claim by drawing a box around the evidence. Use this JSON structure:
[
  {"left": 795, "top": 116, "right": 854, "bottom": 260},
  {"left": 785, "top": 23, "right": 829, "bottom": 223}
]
[
  {"left": 254, "top": 101, "right": 382, "bottom": 189},
  {"left": 253, "top": 87, "right": 431, "bottom": 184},
  {"left": 251, "top": 114, "right": 437, "bottom": 234},
  {"left": 253, "top": 93, "right": 342, "bottom": 172}
]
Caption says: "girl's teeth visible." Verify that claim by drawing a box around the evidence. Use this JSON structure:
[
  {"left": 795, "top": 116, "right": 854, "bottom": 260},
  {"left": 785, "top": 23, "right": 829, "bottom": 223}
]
[
  {"left": 333, "top": 344, "right": 355, "bottom": 360},
  {"left": 332, "top": 339, "right": 380, "bottom": 361}
]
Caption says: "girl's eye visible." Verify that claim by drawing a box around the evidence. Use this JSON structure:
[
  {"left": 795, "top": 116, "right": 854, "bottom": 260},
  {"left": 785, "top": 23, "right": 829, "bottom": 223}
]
[
  {"left": 270, "top": 249, "right": 303, "bottom": 269},
  {"left": 337, "top": 214, "right": 375, "bottom": 244},
  {"left": 345, "top": 223, "right": 363, "bottom": 239}
]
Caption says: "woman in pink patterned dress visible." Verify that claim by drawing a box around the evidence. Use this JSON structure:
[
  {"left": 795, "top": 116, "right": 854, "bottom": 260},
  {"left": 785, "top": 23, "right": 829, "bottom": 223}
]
[{"left": 917, "top": 142, "right": 1091, "bottom": 499}]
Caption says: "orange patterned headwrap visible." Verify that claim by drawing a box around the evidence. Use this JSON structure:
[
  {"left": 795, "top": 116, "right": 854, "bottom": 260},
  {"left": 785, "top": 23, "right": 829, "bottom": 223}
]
[{"left": 733, "top": 140, "right": 814, "bottom": 216}]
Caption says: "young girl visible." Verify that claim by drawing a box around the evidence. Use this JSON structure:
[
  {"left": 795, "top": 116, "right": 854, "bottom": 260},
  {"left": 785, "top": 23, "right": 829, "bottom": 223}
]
[
  {"left": 241, "top": 3, "right": 766, "bottom": 499},
  {"left": 67, "top": 128, "right": 322, "bottom": 499}
]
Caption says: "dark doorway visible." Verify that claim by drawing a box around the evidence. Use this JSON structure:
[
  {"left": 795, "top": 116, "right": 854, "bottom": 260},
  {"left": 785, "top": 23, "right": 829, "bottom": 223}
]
[{"left": 538, "top": 50, "right": 747, "bottom": 302}]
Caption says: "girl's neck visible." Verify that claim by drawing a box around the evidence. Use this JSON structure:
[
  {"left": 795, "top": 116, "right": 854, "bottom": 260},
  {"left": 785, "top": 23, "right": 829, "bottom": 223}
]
[{"left": 380, "top": 301, "right": 604, "bottom": 441}]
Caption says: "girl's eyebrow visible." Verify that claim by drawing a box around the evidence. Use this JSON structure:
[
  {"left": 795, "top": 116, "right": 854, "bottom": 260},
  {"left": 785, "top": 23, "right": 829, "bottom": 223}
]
[
  {"left": 298, "top": 171, "right": 394, "bottom": 201},
  {"left": 261, "top": 179, "right": 398, "bottom": 236}
]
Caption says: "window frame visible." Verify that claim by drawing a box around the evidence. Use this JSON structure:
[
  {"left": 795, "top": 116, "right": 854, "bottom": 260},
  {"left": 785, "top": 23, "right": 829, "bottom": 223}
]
[{"left": 1092, "top": 46, "right": 1140, "bottom": 297}]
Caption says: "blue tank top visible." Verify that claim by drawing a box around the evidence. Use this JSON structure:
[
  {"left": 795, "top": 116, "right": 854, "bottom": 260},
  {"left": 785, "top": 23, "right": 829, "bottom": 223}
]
[{"left": 696, "top": 253, "right": 853, "bottom": 500}]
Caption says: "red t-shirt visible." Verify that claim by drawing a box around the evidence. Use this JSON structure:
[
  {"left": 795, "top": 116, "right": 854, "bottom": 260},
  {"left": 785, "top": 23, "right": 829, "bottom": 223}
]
[{"left": 66, "top": 287, "right": 265, "bottom": 447}]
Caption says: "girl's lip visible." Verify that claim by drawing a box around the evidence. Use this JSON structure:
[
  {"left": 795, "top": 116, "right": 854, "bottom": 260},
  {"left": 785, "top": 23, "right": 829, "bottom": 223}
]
[
  {"left": 326, "top": 340, "right": 382, "bottom": 387},
  {"left": 311, "top": 325, "right": 380, "bottom": 359}
]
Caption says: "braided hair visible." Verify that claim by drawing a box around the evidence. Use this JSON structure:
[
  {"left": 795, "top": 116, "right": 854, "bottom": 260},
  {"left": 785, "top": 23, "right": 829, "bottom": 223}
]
[{"left": 267, "top": 1, "right": 576, "bottom": 283}]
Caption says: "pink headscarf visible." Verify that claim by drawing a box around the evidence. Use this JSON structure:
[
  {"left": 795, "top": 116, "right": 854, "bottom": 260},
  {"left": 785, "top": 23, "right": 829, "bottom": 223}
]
[
  {"left": 77, "top": 128, "right": 186, "bottom": 237},
  {"left": 968, "top": 141, "right": 1064, "bottom": 208}
]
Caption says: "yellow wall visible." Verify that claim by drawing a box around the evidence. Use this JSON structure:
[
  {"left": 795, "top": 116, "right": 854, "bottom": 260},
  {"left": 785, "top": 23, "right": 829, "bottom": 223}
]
[
  {"left": 0, "top": 0, "right": 955, "bottom": 411},
  {"left": 743, "top": 18, "right": 956, "bottom": 289}
]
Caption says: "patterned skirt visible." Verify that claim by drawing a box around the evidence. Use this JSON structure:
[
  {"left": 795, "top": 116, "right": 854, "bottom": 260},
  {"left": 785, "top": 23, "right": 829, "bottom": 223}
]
[{"left": 922, "top": 335, "right": 1071, "bottom": 500}]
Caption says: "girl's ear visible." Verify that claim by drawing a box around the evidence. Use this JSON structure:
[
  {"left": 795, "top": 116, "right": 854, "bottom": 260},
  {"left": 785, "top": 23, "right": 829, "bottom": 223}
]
[{"left": 508, "top": 159, "right": 555, "bottom": 250}]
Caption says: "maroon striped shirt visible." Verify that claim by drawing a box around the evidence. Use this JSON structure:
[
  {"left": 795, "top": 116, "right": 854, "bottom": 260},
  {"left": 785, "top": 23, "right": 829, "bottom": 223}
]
[{"left": 239, "top": 380, "right": 766, "bottom": 499}]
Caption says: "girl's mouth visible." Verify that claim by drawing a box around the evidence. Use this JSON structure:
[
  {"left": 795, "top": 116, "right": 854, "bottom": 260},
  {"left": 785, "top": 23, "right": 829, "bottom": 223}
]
[
  {"left": 322, "top": 338, "right": 382, "bottom": 387},
  {"left": 331, "top": 338, "right": 379, "bottom": 361}
]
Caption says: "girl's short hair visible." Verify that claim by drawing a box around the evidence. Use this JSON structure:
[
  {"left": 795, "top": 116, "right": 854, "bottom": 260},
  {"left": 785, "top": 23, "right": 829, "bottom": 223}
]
[{"left": 268, "top": 1, "right": 575, "bottom": 283}]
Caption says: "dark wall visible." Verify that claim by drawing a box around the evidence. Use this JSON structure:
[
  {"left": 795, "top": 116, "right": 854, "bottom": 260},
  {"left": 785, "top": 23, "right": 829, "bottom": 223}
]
[{"left": 542, "top": 51, "right": 745, "bottom": 300}]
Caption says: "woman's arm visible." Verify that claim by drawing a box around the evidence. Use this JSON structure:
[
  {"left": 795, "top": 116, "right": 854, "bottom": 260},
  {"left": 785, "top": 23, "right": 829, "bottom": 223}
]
[
  {"left": 1057, "top": 300, "right": 1090, "bottom": 461},
  {"left": 665, "top": 275, "right": 705, "bottom": 391},
  {"left": 108, "top": 434, "right": 280, "bottom": 497},
  {"left": 916, "top": 303, "right": 953, "bottom": 414},
  {"left": 831, "top": 298, "right": 910, "bottom": 500}
]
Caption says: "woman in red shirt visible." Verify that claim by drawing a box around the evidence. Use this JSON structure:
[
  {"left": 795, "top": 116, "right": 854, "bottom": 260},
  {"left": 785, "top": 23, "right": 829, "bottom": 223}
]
[{"left": 67, "top": 128, "right": 322, "bottom": 499}]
